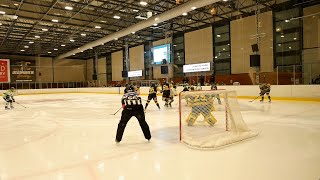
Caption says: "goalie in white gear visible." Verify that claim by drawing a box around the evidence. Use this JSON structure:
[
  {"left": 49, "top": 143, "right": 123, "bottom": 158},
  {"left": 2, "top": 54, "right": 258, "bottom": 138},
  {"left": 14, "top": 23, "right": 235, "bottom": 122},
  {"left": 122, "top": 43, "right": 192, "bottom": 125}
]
[
  {"left": 2, "top": 87, "right": 16, "bottom": 110},
  {"left": 185, "top": 94, "right": 217, "bottom": 126}
]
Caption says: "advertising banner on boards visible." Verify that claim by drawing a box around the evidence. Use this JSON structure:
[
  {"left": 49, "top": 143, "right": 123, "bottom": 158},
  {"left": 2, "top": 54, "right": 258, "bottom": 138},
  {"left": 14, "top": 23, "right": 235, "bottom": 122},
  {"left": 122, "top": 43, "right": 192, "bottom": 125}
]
[
  {"left": 10, "top": 60, "right": 36, "bottom": 82},
  {"left": 0, "top": 59, "right": 10, "bottom": 83}
]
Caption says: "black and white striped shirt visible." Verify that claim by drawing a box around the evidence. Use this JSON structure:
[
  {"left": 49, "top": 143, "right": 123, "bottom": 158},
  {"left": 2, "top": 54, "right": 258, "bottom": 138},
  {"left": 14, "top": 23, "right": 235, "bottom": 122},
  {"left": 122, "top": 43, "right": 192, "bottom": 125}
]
[{"left": 121, "top": 92, "right": 142, "bottom": 107}]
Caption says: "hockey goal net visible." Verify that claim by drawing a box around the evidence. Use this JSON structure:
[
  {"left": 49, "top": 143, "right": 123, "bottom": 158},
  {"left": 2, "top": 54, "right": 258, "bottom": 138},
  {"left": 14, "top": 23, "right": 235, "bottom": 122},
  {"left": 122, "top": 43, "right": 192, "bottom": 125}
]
[{"left": 179, "top": 90, "right": 258, "bottom": 149}]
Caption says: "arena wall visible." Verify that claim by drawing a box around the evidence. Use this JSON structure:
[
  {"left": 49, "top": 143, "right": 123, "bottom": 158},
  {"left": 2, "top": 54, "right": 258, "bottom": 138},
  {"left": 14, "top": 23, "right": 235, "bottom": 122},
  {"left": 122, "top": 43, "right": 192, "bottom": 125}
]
[{"left": 4, "top": 85, "right": 319, "bottom": 102}]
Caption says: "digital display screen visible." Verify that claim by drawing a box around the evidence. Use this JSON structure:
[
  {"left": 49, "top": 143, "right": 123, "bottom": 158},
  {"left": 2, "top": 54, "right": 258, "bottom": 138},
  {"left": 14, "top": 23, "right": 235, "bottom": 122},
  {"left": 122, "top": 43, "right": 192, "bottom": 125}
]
[{"left": 153, "top": 44, "right": 171, "bottom": 65}]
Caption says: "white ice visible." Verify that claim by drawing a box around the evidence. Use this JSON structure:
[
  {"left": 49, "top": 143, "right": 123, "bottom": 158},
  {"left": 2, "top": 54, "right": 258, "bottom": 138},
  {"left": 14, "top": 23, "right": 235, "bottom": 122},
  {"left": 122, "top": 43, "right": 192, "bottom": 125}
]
[{"left": 0, "top": 93, "right": 319, "bottom": 180}]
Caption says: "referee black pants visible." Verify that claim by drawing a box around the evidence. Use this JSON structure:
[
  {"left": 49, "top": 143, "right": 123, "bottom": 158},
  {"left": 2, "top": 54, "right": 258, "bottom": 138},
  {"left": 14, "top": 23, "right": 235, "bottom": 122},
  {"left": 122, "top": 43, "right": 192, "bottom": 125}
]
[{"left": 116, "top": 105, "right": 151, "bottom": 142}]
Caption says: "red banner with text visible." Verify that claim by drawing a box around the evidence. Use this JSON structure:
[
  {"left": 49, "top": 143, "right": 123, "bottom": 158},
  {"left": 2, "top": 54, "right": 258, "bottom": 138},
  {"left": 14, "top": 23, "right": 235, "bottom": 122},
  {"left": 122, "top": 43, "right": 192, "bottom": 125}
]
[{"left": 0, "top": 59, "right": 10, "bottom": 83}]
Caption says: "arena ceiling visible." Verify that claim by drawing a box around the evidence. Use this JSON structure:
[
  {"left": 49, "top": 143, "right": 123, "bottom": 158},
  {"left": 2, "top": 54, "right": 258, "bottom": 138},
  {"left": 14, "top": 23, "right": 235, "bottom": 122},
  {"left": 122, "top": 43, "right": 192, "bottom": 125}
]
[{"left": 0, "top": 0, "right": 289, "bottom": 60}]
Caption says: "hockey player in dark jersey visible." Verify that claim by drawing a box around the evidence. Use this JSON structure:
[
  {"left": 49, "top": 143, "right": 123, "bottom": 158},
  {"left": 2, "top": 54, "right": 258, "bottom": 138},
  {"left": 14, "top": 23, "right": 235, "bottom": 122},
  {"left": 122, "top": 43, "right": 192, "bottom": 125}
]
[
  {"left": 259, "top": 83, "right": 271, "bottom": 102},
  {"left": 145, "top": 83, "right": 160, "bottom": 110},
  {"left": 124, "top": 84, "right": 131, "bottom": 94},
  {"left": 115, "top": 85, "right": 151, "bottom": 143},
  {"left": 162, "top": 83, "right": 172, "bottom": 107}
]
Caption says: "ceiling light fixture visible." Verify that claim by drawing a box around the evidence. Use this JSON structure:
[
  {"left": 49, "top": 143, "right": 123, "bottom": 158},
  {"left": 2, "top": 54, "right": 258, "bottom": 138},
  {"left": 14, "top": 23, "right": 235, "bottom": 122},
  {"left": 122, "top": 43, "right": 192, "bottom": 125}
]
[
  {"left": 153, "top": 23, "right": 158, "bottom": 26},
  {"left": 29, "top": 41, "right": 34, "bottom": 44},
  {"left": 182, "top": 12, "right": 187, "bottom": 16},
  {"left": 70, "top": 39, "right": 75, "bottom": 42},
  {"left": 20, "top": 49, "right": 25, "bottom": 52},
  {"left": 132, "top": 32, "right": 135, "bottom": 34},
  {"left": 42, "top": 28, "right": 48, "bottom": 31},
  {"left": 54, "top": 48, "right": 58, "bottom": 51},
  {"left": 48, "top": 52, "right": 52, "bottom": 54},
  {"left": 24, "top": 46, "right": 29, "bottom": 48},
  {"left": 52, "top": 19, "right": 59, "bottom": 22},
  {"left": 95, "top": 26, "right": 101, "bottom": 29},
  {"left": 65, "top": 6, "right": 73, "bottom": 10},
  {"left": 139, "top": 1, "right": 148, "bottom": 6},
  {"left": 0, "top": 11, "right": 5, "bottom": 15},
  {"left": 113, "top": 15, "right": 120, "bottom": 19},
  {"left": 61, "top": 44, "right": 66, "bottom": 46},
  {"left": 35, "top": 35, "right": 40, "bottom": 38},
  {"left": 191, "top": 7, "right": 197, "bottom": 10},
  {"left": 81, "top": 33, "right": 86, "bottom": 36}
]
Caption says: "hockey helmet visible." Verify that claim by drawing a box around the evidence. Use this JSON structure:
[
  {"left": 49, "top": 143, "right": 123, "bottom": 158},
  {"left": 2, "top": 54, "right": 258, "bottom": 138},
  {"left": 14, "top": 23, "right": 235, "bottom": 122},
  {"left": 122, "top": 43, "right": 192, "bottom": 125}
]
[{"left": 127, "top": 85, "right": 134, "bottom": 92}]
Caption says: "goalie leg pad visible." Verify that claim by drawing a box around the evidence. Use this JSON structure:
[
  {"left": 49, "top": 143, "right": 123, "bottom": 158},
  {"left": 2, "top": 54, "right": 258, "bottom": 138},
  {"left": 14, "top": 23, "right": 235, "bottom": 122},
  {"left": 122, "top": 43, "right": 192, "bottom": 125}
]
[
  {"left": 204, "top": 113, "right": 217, "bottom": 126},
  {"left": 186, "top": 112, "right": 199, "bottom": 126}
]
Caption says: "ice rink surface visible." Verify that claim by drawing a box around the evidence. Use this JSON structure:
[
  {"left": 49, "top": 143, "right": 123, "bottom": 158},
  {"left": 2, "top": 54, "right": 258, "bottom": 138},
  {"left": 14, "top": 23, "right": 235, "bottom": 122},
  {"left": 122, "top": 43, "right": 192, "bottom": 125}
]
[{"left": 0, "top": 93, "right": 319, "bottom": 180}]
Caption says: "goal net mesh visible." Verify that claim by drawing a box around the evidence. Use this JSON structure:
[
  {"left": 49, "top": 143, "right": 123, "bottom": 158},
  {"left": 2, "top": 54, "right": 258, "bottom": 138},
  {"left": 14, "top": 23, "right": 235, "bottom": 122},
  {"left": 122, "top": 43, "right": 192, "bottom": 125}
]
[{"left": 179, "top": 90, "right": 258, "bottom": 149}]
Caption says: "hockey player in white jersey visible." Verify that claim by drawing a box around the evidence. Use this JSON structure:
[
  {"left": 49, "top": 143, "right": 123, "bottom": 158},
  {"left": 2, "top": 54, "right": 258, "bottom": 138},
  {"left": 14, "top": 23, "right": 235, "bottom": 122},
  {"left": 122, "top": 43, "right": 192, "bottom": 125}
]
[
  {"left": 211, "top": 83, "right": 221, "bottom": 104},
  {"left": 2, "top": 87, "right": 15, "bottom": 110}
]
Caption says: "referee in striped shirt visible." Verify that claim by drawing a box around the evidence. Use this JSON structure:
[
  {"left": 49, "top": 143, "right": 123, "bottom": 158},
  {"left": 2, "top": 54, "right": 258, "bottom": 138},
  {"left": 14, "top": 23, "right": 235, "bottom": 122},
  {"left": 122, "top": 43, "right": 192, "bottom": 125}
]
[{"left": 115, "top": 85, "right": 151, "bottom": 143}]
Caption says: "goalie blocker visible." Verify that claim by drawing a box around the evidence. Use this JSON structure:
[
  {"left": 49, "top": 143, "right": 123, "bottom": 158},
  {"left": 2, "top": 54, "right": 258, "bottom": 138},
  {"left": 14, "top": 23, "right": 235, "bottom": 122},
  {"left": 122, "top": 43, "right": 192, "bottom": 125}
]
[{"left": 179, "top": 90, "right": 258, "bottom": 149}]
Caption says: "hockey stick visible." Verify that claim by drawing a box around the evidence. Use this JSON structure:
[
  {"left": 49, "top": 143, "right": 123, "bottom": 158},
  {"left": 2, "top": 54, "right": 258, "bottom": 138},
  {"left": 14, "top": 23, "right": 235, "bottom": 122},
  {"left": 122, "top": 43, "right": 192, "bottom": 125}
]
[
  {"left": 15, "top": 102, "right": 28, "bottom": 108},
  {"left": 110, "top": 107, "right": 122, "bottom": 115},
  {"left": 249, "top": 95, "right": 261, "bottom": 102}
]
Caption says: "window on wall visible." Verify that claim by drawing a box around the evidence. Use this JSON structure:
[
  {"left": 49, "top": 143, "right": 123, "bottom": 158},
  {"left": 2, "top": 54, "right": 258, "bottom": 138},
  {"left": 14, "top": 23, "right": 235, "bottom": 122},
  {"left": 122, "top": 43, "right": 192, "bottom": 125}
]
[
  {"left": 173, "top": 33, "right": 185, "bottom": 77},
  {"left": 144, "top": 42, "right": 152, "bottom": 79},
  {"left": 106, "top": 53, "right": 112, "bottom": 83},
  {"left": 274, "top": 7, "right": 302, "bottom": 72},
  {"left": 213, "top": 23, "right": 231, "bottom": 75}
]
